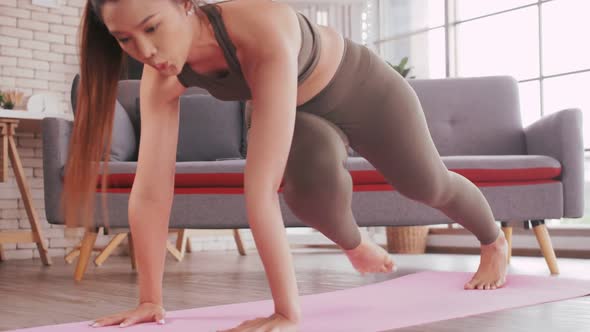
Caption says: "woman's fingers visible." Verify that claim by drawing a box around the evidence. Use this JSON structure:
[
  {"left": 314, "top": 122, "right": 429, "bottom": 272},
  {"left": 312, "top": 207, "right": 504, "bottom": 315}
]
[
  {"left": 90, "top": 303, "right": 166, "bottom": 328},
  {"left": 91, "top": 314, "right": 126, "bottom": 327},
  {"left": 119, "top": 316, "right": 141, "bottom": 328}
]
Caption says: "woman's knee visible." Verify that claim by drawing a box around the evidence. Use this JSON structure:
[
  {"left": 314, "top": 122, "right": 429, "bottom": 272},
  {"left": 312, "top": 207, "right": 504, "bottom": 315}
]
[
  {"left": 283, "top": 113, "right": 350, "bottom": 200},
  {"left": 284, "top": 148, "right": 350, "bottom": 199}
]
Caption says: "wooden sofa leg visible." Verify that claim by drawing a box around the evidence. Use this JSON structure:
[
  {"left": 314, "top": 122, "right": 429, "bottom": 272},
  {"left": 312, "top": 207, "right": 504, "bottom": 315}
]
[
  {"left": 530, "top": 220, "right": 559, "bottom": 275},
  {"left": 175, "top": 229, "right": 189, "bottom": 261},
  {"left": 94, "top": 232, "right": 128, "bottom": 266},
  {"left": 186, "top": 234, "right": 193, "bottom": 253},
  {"left": 74, "top": 228, "right": 98, "bottom": 282},
  {"left": 166, "top": 241, "right": 183, "bottom": 261},
  {"left": 65, "top": 248, "right": 80, "bottom": 264},
  {"left": 500, "top": 222, "right": 513, "bottom": 264},
  {"left": 127, "top": 233, "right": 136, "bottom": 270},
  {"left": 233, "top": 229, "right": 246, "bottom": 256}
]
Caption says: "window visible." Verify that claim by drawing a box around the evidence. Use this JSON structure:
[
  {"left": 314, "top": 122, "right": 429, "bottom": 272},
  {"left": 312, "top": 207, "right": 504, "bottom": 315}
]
[
  {"left": 380, "top": 28, "right": 446, "bottom": 79},
  {"left": 286, "top": 0, "right": 367, "bottom": 42},
  {"left": 316, "top": 10, "right": 329, "bottom": 26},
  {"left": 543, "top": 71, "right": 590, "bottom": 145},
  {"left": 456, "top": 7, "right": 539, "bottom": 80},
  {"left": 456, "top": 0, "right": 536, "bottom": 20},
  {"left": 374, "top": 0, "right": 446, "bottom": 78},
  {"left": 542, "top": 0, "right": 590, "bottom": 75},
  {"left": 379, "top": 0, "right": 444, "bottom": 36},
  {"left": 518, "top": 80, "right": 541, "bottom": 127}
]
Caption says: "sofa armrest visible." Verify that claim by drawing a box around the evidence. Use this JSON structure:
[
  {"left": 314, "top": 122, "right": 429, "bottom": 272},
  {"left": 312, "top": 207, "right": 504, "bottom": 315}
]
[
  {"left": 524, "top": 108, "right": 584, "bottom": 217},
  {"left": 41, "top": 117, "right": 73, "bottom": 224}
]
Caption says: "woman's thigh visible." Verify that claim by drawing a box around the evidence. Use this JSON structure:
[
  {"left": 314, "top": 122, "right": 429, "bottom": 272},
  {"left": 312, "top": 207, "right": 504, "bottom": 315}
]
[{"left": 321, "top": 63, "right": 451, "bottom": 203}]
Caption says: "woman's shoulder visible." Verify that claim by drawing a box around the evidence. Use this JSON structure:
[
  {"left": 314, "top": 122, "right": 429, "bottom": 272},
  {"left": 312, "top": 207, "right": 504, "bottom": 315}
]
[{"left": 215, "top": 0, "right": 301, "bottom": 56}]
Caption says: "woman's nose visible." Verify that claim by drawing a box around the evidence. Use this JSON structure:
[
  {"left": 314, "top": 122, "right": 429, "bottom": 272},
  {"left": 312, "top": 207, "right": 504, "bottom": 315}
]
[{"left": 136, "top": 39, "right": 156, "bottom": 61}]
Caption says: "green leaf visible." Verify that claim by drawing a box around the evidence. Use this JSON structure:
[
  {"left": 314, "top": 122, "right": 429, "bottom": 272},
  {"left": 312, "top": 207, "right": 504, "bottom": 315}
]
[
  {"left": 3, "top": 101, "right": 14, "bottom": 109},
  {"left": 399, "top": 56, "right": 409, "bottom": 69}
]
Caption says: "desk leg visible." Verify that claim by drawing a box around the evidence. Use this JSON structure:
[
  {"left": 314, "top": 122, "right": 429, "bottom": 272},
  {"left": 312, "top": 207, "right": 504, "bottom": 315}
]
[{"left": 6, "top": 125, "right": 52, "bottom": 266}]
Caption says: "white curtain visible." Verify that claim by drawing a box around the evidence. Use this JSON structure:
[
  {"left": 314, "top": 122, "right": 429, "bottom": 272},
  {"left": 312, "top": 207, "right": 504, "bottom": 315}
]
[
  {"left": 207, "top": 0, "right": 367, "bottom": 44},
  {"left": 284, "top": 0, "right": 367, "bottom": 44}
]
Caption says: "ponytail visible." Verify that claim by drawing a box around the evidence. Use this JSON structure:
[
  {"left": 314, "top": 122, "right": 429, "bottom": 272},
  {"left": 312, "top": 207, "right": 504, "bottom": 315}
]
[{"left": 62, "top": 1, "right": 124, "bottom": 236}]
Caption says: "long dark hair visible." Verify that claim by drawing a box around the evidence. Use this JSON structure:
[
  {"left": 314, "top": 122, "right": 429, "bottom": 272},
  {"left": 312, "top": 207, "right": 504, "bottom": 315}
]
[
  {"left": 62, "top": 0, "right": 121, "bottom": 236},
  {"left": 62, "top": 0, "right": 210, "bottom": 236}
]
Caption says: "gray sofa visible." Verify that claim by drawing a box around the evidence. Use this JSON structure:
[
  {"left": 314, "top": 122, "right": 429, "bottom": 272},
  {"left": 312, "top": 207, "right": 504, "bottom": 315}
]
[{"left": 42, "top": 75, "right": 584, "bottom": 280}]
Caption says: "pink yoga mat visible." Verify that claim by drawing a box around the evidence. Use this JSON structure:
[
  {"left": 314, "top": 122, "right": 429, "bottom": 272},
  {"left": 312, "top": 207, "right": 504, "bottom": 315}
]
[{"left": 10, "top": 271, "right": 590, "bottom": 332}]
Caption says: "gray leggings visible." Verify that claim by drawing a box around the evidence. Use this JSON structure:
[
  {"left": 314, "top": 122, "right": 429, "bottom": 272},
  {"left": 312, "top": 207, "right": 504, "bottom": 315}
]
[{"left": 282, "top": 38, "right": 500, "bottom": 250}]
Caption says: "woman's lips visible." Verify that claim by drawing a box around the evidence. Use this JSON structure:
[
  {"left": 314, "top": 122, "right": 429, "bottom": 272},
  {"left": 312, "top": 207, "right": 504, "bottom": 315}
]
[{"left": 155, "top": 62, "right": 168, "bottom": 70}]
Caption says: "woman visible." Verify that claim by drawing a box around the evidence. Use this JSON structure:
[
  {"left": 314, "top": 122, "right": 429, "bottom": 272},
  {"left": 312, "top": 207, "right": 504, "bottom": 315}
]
[{"left": 65, "top": 0, "right": 508, "bottom": 330}]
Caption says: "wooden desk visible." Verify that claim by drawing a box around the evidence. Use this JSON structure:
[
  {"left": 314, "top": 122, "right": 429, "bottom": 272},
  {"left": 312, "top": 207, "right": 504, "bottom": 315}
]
[{"left": 0, "top": 108, "right": 72, "bottom": 265}]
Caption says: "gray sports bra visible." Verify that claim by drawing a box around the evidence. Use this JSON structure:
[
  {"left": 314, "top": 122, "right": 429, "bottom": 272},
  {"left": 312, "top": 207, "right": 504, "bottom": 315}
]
[{"left": 176, "top": 3, "right": 321, "bottom": 101}]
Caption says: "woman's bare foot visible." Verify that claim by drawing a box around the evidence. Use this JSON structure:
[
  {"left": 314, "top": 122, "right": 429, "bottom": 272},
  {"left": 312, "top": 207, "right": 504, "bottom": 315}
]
[
  {"left": 464, "top": 229, "right": 509, "bottom": 290},
  {"left": 343, "top": 232, "right": 395, "bottom": 275}
]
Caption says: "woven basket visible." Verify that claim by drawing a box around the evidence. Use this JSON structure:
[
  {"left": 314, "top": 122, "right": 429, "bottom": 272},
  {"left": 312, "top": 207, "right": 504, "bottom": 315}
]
[{"left": 386, "top": 226, "right": 430, "bottom": 254}]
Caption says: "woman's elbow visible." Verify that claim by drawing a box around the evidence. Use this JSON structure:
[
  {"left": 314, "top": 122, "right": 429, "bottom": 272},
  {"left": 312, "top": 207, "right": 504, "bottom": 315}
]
[{"left": 244, "top": 180, "right": 281, "bottom": 205}]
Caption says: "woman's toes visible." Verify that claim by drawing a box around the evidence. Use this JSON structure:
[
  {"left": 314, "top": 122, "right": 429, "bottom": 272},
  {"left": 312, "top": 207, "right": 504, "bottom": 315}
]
[{"left": 387, "top": 260, "right": 395, "bottom": 270}]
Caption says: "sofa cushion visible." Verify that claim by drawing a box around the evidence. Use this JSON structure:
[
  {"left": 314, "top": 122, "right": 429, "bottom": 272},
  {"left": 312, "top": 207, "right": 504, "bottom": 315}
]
[
  {"left": 69, "top": 76, "right": 136, "bottom": 161},
  {"left": 91, "top": 154, "right": 561, "bottom": 192},
  {"left": 242, "top": 100, "right": 252, "bottom": 157},
  {"left": 243, "top": 100, "right": 361, "bottom": 157},
  {"left": 108, "top": 100, "right": 137, "bottom": 161},
  {"left": 408, "top": 76, "right": 526, "bottom": 156},
  {"left": 345, "top": 155, "right": 562, "bottom": 184},
  {"left": 176, "top": 94, "right": 244, "bottom": 161}
]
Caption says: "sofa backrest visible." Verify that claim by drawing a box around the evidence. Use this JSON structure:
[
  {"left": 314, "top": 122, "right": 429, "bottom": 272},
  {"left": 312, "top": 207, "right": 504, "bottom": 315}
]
[
  {"left": 116, "top": 80, "right": 210, "bottom": 132},
  {"left": 116, "top": 79, "right": 245, "bottom": 161},
  {"left": 408, "top": 76, "right": 526, "bottom": 156},
  {"left": 114, "top": 76, "right": 527, "bottom": 160}
]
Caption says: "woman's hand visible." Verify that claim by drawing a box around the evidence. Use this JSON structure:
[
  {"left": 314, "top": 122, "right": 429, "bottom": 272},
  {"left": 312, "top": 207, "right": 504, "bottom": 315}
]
[
  {"left": 218, "top": 312, "right": 299, "bottom": 332},
  {"left": 89, "top": 302, "right": 166, "bottom": 328}
]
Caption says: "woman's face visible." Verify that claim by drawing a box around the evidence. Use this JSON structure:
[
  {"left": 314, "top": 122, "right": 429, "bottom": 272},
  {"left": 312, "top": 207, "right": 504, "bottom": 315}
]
[{"left": 102, "top": 0, "right": 196, "bottom": 76}]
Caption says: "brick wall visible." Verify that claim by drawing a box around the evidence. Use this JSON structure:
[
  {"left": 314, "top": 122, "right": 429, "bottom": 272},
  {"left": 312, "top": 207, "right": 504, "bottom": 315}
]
[
  {"left": 0, "top": 0, "right": 80, "bottom": 112},
  {"left": 0, "top": 0, "right": 254, "bottom": 261}
]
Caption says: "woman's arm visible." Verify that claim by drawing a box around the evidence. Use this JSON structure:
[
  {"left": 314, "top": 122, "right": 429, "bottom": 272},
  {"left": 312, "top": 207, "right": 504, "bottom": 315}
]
[
  {"left": 232, "top": 2, "right": 303, "bottom": 322},
  {"left": 129, "top": 66, "right": 185, "bottom": 306}
]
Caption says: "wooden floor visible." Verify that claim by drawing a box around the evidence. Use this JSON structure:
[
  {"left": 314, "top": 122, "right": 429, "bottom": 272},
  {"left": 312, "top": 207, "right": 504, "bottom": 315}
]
[{"left": 1, "top": 248, "right": 589, "bottom": 331}]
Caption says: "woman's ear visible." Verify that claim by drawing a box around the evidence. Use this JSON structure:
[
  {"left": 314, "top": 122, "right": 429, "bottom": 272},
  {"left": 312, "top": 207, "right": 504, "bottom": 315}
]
[{"left": 183, "top": 0, "right": 193, "bottom": 15}]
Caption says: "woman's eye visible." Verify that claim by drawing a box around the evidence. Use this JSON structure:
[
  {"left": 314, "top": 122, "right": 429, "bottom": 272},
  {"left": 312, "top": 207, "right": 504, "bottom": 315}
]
[
  {"left": 146, "top": 24, "right": 159, "bottom": 33},
  {"left": 119, "top": 38, "right": 130, "bottom": 44}
]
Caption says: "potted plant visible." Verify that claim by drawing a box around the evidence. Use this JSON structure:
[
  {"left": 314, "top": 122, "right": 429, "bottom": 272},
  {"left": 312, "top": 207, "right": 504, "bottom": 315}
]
[
  {"left": 0, "top": 90, "right": 25, "bottom": 110},
  {"left": 386, "top": 56, "right": 416, "bottom": 79}
]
